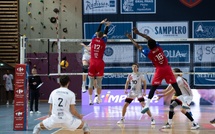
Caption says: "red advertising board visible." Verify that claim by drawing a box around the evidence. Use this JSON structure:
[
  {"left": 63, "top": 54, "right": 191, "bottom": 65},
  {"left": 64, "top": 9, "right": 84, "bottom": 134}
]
[{"left": 13, "top": 64, "right": 28, "bottom": 130}]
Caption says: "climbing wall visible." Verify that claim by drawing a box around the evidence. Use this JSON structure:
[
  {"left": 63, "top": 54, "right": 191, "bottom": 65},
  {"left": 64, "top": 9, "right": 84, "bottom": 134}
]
[{"left": 20, "top": 0, "right": 82, "bottom": 53}]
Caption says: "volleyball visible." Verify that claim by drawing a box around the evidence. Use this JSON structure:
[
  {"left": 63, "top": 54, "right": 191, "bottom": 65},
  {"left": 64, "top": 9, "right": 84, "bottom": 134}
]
[{"left": 60, "top": 60, "right": 69, "bottom": 68}]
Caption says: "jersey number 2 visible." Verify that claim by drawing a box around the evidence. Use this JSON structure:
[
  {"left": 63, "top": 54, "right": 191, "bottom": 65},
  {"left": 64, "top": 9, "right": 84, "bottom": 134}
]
[{"left": 58, "top": 98, "right": 63, "bottom": 107}]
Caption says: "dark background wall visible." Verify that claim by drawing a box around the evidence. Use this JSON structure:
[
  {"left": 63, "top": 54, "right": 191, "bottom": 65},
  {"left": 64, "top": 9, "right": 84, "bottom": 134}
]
[{"left": 19, "top": 0, "right": 215, "bottom": 100}]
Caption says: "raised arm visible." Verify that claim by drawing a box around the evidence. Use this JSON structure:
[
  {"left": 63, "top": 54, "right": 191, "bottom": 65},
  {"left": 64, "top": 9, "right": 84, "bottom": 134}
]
[
  {"left": 132, "top": 27, "right": 152, "bottom": 40},
  {"left": 103, "top": 21, "right": 111, "bottom": 36},
  {"left": 80, "top": 42, "right": 90, "bottom": 51},
  {"left": 96, "top": 18, "right": 107, "bottom": 34},
  {"left": 126, "top": 33, "right": 142, "bottom": 51}
]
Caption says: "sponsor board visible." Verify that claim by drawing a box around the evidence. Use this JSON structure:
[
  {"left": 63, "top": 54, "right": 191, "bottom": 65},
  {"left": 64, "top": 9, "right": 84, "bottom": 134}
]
[
  {"left": 83, "top": 0, "right": 117, "bottom": 14},
  {"left": 14, "top": 64, "right": 28, "bottom": 131},
  {"left": 138, "top": 44, "right": 190, "bottom": 63},
  {"left": 193, "top": 20, "right": 215, "bottom": 38},
  {"left": 194, "top": 44, "right": 215, "bottom": 63},
  {"left": 194, "top": 67, "right": 215, "bottom": 86},
  {"left": 136, "top": 22, "right": 189, "bottom": 39},
  {"left": 84, "top": 22, "right": 133, "bottom": 39},
  {"left": 104, "top": 45, "right": 134, "bottom": 63},
  {"left": 120, "top": 0, "right": 156, "bottom": 14},
  {"left": 82, "top": 89, "right": 163, "bottom": 105}
]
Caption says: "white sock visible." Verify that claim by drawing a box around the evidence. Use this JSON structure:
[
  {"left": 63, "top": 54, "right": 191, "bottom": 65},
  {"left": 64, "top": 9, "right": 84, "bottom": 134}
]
[
  {"left": 94, "top": 88, "right": 97, "bottom": 95},
  {"left": 82, "top": 81, "right": 86, "bottom": 87},
  {"left": 97, "top": 94, "right": 101, "bottom": 99},
  {"left": 89, "top": 95, "right": 92, "bottom": 102},
  {"left": 33, "top": 123, "right": 41, "bottom": 134},
  {"left": 146, "top": 99, "right": 151, "bottom": 107},
  {"left": 168, "top": 119, "right": 172, "bottom": 124}
]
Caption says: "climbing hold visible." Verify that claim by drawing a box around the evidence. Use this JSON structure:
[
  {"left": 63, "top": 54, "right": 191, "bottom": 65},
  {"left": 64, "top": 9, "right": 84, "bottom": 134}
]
[
  {"left": 30, "top": 26, "right": 34, "bottom": 30},
  {"left": 63, "top": 28, "right": 67, "bottom": 33},
  {"left": 38, "top": 11, "right": 41, "bottom": 15},
  {"left": 40, "top": 0, "right": 44, "bottom": 3},
  {"left": 28, "top": 12, "right": 31, "bottom": 15},
  {"left": 43, "top": 26, "right": 46, "bottom": 29},
  {"left": 50, "top": 17, "right": 56, "bottom": 23},
  {"left": 28, "top": 44, "right": 32, "bottom": 47},
  {"left": 53, "top": 8, "right": 59, "bottom": 13},
  {"left": 28, "top": 2, "right": 31, "bottom": 5}
]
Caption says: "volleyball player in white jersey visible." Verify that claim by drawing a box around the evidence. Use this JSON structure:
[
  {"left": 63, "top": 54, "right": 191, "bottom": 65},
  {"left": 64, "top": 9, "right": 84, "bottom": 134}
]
[
  {"left": 80, "top": 43, "right": 97, "bottom": 96},
  {"left": 156, "top": 68, "right": 200, "bottom": 130},
  {"left": 3, "top": 70, "right": 14, "bottom": 105},
  {"left": 117, "top": 63, "right": 155, "bottom": 125},
  {"left": 33, "top": 75, "right": 90, "bottom": 134}
]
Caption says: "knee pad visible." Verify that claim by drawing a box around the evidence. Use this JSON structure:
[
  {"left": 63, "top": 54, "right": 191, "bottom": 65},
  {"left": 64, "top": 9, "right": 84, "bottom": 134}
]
[
  {"left": 88, "top": 77, "right": 94, "bottom": 88},
  {"left": 125, "top": 98, "right": 133, "bottom": 104},
  {"left": 138, "top": 97, "right": 145, "bottom": 102},
  {"left": 169, "top": 101, "right": 178, "bottom": 111},
  {"left": 82, "top": 65, "right": 89, "bottom": 73},
  {"left": 83, "top": 122, "right": 90, "bottom": 132},
  {"left": 96, "top": 77, "right": 103, "bottom": 88}
]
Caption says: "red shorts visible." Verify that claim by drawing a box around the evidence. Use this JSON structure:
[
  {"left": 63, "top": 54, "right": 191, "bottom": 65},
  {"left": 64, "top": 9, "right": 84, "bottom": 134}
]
[
  {"left": 152, "top": 65, "right": 176, "bottom": 85},
  {"left": 88, "top": 59, "right": 105, "bottom": 77}
]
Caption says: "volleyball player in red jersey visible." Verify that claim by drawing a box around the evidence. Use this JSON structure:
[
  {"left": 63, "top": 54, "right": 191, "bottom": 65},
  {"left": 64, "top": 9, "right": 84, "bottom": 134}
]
[
  {"left": 126, "top": 28, "right": 189, "bottom": 113},
  {"left": 88, "top": 19, "right": 111, "bottom": 105}
]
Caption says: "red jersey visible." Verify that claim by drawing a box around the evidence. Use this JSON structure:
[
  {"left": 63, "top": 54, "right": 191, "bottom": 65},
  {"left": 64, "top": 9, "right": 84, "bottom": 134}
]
[
  {"left": 142, "top": 44, "right": 169, "bottom": 67},
  {"left": 90, "top": 37, "right": 106, "bottom": 60}
]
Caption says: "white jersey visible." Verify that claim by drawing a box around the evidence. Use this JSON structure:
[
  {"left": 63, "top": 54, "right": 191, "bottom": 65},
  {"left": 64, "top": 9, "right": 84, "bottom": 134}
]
[
  {"left": 176, "top": 76, "right": 193, "bottom": 97},
  {"left": 3, "top": 74, "right": 13, "bottom": 91},
  {"left": 48, "top": 87, "right": 76, "bottom": 123},
  {"left": 82, "top": 43, "right": 91, "bottom": 61},
  {"left": 128, "top": 72, "right": 145, "bottom": 91}
]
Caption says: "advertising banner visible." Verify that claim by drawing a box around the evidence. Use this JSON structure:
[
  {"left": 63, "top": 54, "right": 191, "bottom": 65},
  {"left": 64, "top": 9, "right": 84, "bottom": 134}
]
[
  {"left": 194, "top": 43, "right": 215, "bottom": 63},
  {"left": 138, "top": 43, "right": 190, "bottom": 63},
  {"left": 84, "top": 22, "right": 133, "bottom": 39},
  {"left": 139, "top": 67, "right": 190, "bottom": 85},
  {"left": 14, "top": 64, "right": 27, "bottom": 130},
  {"left": 83, "top": 0, "right": 117, "bottom": 14},
  {"left": 136, "top": 22, "right": 189, "bottom": 39},
  {"left": 121, "top": 0, "right": 156, "bottom": 14},
  {"left": 194, "top": 67, "right": 215, "bottom": 86},
  {"left": 104, "top": 45, "right": 134, "bottom": 63},
  {"left": 82, "top": 89, "right": 163, "bottom": 105},
  {"left": 193, "top": 20, "right": 215, "bottom": 38},
  {"left": 102, "top": 67, "right": 131, "bottom": 86}
]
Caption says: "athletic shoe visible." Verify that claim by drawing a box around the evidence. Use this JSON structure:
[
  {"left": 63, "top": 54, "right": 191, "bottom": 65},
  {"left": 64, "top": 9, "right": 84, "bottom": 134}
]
[
  {"left": 188, "top": 111, "right": 193, "bottom": 116},
  {"left": 141, "top": 107, "right": 149, "bottom": 114},
  {"left": 36, "top": 111, "right": 41, "bottom": 114},
  {"left": 12, "top": 100, "right": 14, "bottom": 105},
  {"left": 96, "top": 98, "right": 102, "bottom": 104},
  {"left": 30, "top": 111, "right": 34, "bottom": 114},
  {"left": 117, "top": 118, "right": 125, "bottom": 124},
  {"left": 151, "top": 118, "right": 156, "bottom": 125},
  {"left": 95, "top": 94, "right": 98, "bottom": 97},
  {"left": 89, "top": 103, "right": 94, "bottom": 105},
  {"left": 6, "top": 101, "right": 9, "bottom": 105},
  {"left": 82, "top": 86, "right": 87, "bottom": 93},
  {"left": 191, "top": 123, "right": 200, "bottom": 130},
  {"left": 210, "top": 118, "right": 215, "bottom": 124},
  {"left": 162, "top": 122, "right": 171, "bottom": 129}
]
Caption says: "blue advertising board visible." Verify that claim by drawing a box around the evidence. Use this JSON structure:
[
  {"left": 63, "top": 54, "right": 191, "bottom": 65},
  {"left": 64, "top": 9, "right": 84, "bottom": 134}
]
[
  {"left": 138, "top": 43, "right": 190, "bottom": 63},
  {"left": 194, "top": 67, "right": 215, "bottom": 86},
  {"left": 194, "top": 43, "right": 215, "bottom": 63},
  {"left": 84, "top": 22, "right": 133, "bottom": 39},
  {"left": 121, "top": 0, "right": 156, "bottom": 14},
  {"left": 193, "top": 20, "right": 215, "bottom": 38}
]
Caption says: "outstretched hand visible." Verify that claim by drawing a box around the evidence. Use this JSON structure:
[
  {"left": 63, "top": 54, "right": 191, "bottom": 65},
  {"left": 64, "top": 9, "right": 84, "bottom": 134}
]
[
  {"left": 79, "top": 43, "right": 86, "bottom": 47},
  {"left": 101, "top": 18, "right": 107, "bottom": 24},
  {"left": 132, "top": 27, "right": 140, "bottom": 34},
  {"left": 105, "top": 21, "right": 111, "bottom": 26},
  {"left": 125, "top": 33, "right": 132, "bottom": 39}
]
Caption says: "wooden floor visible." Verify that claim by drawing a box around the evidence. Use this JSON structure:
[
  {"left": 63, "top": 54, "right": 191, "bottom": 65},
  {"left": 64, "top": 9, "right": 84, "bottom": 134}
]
[
  {"left": 0, "top": 103, "right": 215, "bottom": 134},
  {"left": 53, "top": 105, "right": 215, "bottom": 134}
]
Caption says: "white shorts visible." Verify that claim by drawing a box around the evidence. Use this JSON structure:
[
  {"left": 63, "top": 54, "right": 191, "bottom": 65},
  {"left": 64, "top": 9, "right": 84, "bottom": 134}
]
[
  {"left": 184, "top": 96, "right": 193, "bottom": 105},
  {"left": 127, "top": 90, "right": 142, "bottom": 99},
  {"left": 82, "top": 53, "right": 90, "bottom": 61},
  {"left": 5, "top": 84, "right": 13, "bottom": 91},
  {"left": 42, "top": 117, "right": 82, "bottom": 131}
]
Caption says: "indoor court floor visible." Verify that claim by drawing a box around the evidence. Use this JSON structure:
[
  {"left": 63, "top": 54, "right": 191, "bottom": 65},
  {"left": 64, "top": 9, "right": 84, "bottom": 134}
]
[{"left": 0, "top": 102, "right": 215, "bottom": 134}]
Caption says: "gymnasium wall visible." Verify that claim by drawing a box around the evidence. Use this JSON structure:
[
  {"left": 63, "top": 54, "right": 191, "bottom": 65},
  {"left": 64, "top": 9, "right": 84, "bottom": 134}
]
[{"left": 19, "top": 0, "right": 215, "bottom": 100}]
